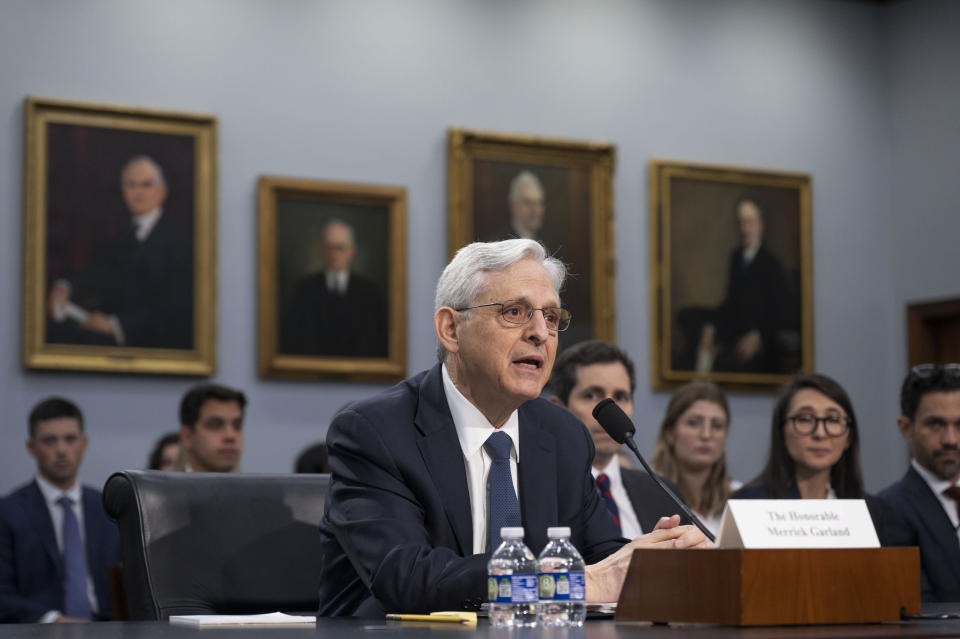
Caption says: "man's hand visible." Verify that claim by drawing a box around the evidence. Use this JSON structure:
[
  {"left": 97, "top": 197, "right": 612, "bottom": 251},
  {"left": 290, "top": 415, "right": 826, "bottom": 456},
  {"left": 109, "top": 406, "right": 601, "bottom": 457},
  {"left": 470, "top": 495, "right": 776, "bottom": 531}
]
[
  {"left": 736, "top": 329, "right": 762, "bottom": 362},
  {"left": 81, "top": 312, "right": 115, "bottom": 336},
  {"left": 47, "top": 282, "right": 70, "bottom": 318},
  {"left": 584, "top": 515, "right": 712, "bottom": 603}
]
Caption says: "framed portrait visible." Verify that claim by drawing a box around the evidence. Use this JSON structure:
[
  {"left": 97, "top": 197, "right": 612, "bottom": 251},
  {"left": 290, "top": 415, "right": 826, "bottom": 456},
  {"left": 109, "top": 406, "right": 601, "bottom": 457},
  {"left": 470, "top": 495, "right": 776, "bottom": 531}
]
[
  {"left": 447, "top": 128, "right": 616, "bottom": 348},
  {"left": 258, "top": 177, "right": 406, "bottom": 382},
  {"left": 22, "top": 97, "right": 217, "bottom": 375},
  {"left": 649, "top": 160, "right": 813, "bottom": 390}
]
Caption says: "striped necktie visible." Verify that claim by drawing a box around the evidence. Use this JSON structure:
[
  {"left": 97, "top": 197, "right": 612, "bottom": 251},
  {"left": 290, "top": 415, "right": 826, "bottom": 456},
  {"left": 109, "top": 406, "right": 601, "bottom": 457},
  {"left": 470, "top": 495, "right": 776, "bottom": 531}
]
[{"left": 596, "top": 474, "right": 622, "bottom": 534}]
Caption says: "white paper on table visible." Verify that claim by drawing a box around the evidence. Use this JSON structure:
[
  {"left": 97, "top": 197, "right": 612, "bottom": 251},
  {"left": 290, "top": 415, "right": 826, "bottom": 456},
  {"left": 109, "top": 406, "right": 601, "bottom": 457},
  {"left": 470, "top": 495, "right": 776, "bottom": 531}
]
[{"left": 169, "top": 612, "right": 316, "bottom": 627}]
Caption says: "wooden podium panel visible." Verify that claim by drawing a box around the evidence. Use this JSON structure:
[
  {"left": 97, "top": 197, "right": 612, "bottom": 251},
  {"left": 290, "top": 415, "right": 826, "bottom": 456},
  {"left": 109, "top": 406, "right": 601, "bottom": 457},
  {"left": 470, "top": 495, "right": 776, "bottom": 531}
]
[{"left": 616, "top": 548, "right": 921, "bottom": 626}]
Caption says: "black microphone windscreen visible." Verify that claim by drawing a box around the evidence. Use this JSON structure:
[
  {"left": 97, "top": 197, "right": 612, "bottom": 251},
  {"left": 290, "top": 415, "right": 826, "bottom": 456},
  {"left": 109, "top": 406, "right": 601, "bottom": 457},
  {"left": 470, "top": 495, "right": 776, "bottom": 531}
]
[{"left": 591, "top": 398, "right": 636, "bottom": 444}]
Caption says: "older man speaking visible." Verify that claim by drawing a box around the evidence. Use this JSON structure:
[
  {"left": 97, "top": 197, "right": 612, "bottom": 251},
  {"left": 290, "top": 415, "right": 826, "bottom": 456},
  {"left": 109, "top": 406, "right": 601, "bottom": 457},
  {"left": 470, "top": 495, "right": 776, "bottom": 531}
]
[{"left": 317, "top": 240, "right": 708, "bottom": 616}]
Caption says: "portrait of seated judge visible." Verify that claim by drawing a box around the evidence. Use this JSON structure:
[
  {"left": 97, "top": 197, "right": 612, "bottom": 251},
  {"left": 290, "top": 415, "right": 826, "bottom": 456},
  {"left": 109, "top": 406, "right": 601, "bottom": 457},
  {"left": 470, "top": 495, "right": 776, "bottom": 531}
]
[
  {"left": 44, "top": 130, "right": 195, "bottom": 351},
  {"left": 672, "top": 192, "right": 802, "bottom": 376},
  {"left": 279, "top": 212, "right": 389, "bottom": 359},
  {"left": 473, "top": 163, "right": 593, "bottom": 348}
]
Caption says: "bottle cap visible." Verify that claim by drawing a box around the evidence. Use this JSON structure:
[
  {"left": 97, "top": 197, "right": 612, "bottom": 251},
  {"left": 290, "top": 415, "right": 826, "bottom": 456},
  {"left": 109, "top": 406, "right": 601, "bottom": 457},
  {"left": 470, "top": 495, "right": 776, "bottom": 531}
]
[
  {"left": 500, "top": 527, "right": 525, "bottom": 539},
  {"left": 547, "top": 526, "right": 571, "bottom": 538}
]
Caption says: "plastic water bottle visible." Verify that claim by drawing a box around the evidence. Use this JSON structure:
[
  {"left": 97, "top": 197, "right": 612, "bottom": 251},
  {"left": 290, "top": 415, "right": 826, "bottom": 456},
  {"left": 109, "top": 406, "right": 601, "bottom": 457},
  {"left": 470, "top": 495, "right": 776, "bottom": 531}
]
[
  {"left": 537, "top": 526, "right": 586, "bottom": 627},
  {"left": 487, "top": 527, "right": 539, "bottom": 627}
]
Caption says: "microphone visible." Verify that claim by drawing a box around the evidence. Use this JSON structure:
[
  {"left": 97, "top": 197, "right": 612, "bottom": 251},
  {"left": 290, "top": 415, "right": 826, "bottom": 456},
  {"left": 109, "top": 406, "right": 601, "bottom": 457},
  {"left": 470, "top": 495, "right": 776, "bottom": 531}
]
[{"left": 592, "top": 398, "right": 715, "bottom": 542}]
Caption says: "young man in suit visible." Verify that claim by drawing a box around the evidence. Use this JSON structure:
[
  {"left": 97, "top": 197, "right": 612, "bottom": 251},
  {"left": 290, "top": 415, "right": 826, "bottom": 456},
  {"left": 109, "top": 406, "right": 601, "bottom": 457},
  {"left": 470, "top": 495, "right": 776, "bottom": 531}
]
[
  {"left": 0, "top": 398, "right": 121, "bottom": 623},
  {"left": 879, "top": 364, "right": 960, "bottom": 602},
  {"left": 548, "top": 340, "right": 688, "bottom": 537},
  {"left": 317, "top": 239, "right": 709, "bottom": 617}
]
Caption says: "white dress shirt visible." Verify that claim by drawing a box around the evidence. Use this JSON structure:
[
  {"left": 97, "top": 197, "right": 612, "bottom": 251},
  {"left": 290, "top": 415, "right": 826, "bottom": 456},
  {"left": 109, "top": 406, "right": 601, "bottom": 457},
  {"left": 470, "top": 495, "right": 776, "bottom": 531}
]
[
  {"left": 34, "top": 475, "right": 99, "bottom": 621},
  {"left": 325, "top": 270, "right": 350, "bottom": 295},
  {"left": 442, "top": 364, "right": 521, "bottom": 555},
  {"left": 912, "top": 459, "right": 960, "bottom": 544},
  {"left": 590, "top": 456, "right": 642, "bottom": 539},
  {"left": 131, "top": 207, "right": 162, "bottom": 242}
]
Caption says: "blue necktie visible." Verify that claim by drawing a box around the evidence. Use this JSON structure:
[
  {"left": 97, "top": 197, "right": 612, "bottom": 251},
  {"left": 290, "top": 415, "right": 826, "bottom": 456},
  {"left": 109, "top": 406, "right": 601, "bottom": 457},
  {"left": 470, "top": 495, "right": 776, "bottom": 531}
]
[
  {"left": 485, "top": 431, "right": 522, "bottom": 553},
  {"left": 596, "top": 474, "right": 622, "bottom": 534},
  {"left": 58, "top": 496, "right": 92, "bottom": 619}
]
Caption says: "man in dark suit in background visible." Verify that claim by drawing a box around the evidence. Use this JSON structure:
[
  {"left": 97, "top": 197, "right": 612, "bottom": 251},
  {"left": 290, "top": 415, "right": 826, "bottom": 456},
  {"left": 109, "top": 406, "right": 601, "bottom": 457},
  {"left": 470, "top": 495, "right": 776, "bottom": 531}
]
[
  {"left": 696, "top": 198, "right": 792, "bottom": 374},
  {"left": 879, "top": 364, "right": 960, "bottom": 602},
  {"left": 282, "top": 219, "right": 387, "bottom": 358},
  {"left": 548, "top": 340, "right": 688, "bottom": 536},
  {"left": 317, "top": 239, "right": 709, "bottom": 617},
  {"left": 0, "top": 398, "right": 120, "bottom": 623},
  {"left": 47, "top": 155, "right": 193, "bottom": 349}
]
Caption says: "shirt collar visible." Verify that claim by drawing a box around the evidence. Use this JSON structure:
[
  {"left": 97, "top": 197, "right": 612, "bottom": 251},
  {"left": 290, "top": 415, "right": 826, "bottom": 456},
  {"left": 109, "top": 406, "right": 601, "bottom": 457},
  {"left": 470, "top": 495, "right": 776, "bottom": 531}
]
[
  {"left": 742, "top": 243, "right": 761, "bottom": 263},
  {"left": 35, "top": 474, "right": 81, "bottom": 505},
  {"left": 590, "top": 453, "right": 623, "bottom": 483},
  {"left": 912, "top": 458, "right": 955, "bottom": 494},
  {"left": 132, "top": 207, "right": 162, "bottom": 242},
  {"left": 442, "top": 363, "right": 520, "bottom": 461}
]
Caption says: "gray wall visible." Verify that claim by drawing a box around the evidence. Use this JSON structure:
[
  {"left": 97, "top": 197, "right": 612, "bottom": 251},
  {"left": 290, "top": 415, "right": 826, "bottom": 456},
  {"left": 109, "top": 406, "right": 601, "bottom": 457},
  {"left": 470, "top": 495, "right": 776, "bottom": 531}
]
[{"left": 0, "top": 0, "right": 956, "bottom": 494}]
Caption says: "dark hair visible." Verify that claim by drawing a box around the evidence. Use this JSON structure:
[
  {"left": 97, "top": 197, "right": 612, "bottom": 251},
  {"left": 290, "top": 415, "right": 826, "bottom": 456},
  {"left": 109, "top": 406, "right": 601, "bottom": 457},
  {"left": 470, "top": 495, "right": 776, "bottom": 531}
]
[
  {"left": 147, "top": 431, "right": 181, "bottom": 470},
  {"left": 29, "top": 397, "right": 84, "bottom": 438},
  {"left": 752, "top": 373, "right": 864, "bottom": 499},
  {"left": 900, "top": 366, "right": 960, "bottom": 421},
  {"left": 652, "top": 382, "right": 732, "bottom": 516},
  {"left": 295, "top": 443, "right": 330, "bottom": 474},
  {"left": 179, "top": 384, "right": 247, "bottom": 429},
  {"left": 547, "top": 340, "right": 636, "bottom": 405}
]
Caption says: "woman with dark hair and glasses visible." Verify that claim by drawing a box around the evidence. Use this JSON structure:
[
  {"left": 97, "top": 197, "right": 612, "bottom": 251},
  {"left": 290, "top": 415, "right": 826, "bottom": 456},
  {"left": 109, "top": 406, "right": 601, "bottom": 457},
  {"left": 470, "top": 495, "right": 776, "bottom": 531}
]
[{"left": 733, "top": 373, "right": 888, "bottom": 541}]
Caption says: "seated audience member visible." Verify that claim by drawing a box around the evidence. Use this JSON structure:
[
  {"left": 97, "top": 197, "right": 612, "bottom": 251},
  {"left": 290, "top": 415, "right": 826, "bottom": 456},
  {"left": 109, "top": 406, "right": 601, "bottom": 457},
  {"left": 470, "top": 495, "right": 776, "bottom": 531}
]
[
  {"left": 317, "top": 240, "right": 710, "bottom": 616},
  {"left": 547, "top": 339, "right": 687, "bottom": 535},
  {"left": 146, "top": 431, "right": 180, "bottom": 471},
  {"left": 174, "top": 384, "right": 246, "bottom": 473},
  {"left": 652, "top": 381, "right": 740, "bottom": 535},
  {"left": 0, "top": 398, "right": 120, "bottom": 623},
  {"left": 294, "top": 443, "right": 330, "bottom": 474},
  {"left": 879, "top": 364, "right": 960, "bottom": 602},
  {"left": 733, "top": 373, "right": 887, "bottom": 539}
]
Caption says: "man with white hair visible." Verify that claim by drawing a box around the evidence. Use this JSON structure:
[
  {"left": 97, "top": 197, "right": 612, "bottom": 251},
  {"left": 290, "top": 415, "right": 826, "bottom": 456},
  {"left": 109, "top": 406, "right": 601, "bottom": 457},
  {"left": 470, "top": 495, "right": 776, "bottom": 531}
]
[
  {"left": 46, "top": 155, "right": 193, "bottom": 349},
  {"left": 498, "top": 170, "right": 546, "bottom": 242},
  {"left": 317, "top": 239, "right": 709, "bottom": 616}
]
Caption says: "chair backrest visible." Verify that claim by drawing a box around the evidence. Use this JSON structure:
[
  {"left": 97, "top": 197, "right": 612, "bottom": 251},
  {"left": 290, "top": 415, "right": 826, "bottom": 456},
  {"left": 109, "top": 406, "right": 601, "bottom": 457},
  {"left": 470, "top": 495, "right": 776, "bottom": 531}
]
[{"left": 103, "top": 470, "right": 329, "bottom": 620}]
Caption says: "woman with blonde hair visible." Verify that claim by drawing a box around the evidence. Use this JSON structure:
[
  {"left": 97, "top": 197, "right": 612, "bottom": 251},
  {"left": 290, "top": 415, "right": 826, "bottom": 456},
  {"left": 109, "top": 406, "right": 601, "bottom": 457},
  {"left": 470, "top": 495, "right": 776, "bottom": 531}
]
[{"left": 652, "top": 381, "right": 739, "bottom": 534}]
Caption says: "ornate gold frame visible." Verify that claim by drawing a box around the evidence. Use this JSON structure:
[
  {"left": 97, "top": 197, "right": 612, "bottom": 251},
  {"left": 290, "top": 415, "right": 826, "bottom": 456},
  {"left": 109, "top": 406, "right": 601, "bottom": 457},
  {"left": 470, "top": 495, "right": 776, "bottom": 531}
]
[
  {"left": 22, "top": 96, "right": 217, "bottom": 375},
  {"left": 258, "top": 176, "right": 407, "bottom": 382},
  {"left": 447, "top": 128, "right": 616, "bottom": 343},
  {"left": 649, "top": 160, "right": 813, "bottom": 390}
]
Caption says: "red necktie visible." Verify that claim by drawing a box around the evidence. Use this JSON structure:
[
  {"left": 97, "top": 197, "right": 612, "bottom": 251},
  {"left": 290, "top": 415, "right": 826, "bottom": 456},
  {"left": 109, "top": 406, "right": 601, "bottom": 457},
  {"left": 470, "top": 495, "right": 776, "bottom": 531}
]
[
  {"left": 944, "top": 484, "right": 960, "bottom": 524},
  {"left": 596, "top": 474, "right": 621, "bottom": 533}
]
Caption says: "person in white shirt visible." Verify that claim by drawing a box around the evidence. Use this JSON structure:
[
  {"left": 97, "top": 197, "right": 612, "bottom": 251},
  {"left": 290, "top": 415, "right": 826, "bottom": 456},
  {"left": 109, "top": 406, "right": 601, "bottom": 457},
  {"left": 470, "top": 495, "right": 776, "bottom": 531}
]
[
  {"left": 548, "top": 340, "right": 689, "bottom": 538},
  {"left": 651, "top": 381, "right": 740, "bottom": 535},
  {"left": 879, "top": 364, "right": 960, "bottom": 601},
  {"left": 0, "top": 397, "right": 120, "bottom": 623}
]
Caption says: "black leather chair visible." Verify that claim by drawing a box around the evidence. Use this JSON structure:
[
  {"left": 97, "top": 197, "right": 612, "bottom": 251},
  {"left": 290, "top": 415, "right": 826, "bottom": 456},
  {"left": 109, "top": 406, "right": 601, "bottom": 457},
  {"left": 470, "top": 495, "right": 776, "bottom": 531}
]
[{"left": 103, "top": 470, "right": 329, "bottom": 620}]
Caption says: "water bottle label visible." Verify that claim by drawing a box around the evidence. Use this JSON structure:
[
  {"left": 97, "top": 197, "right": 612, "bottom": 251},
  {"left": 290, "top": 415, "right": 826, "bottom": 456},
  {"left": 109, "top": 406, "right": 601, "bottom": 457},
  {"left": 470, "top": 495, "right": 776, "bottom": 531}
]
[
  {"left": 487, "top": 574, "right": 538, "bottom": 603},
  {"left": 538, "top": 571, "right": 585, "bottom": 601}
]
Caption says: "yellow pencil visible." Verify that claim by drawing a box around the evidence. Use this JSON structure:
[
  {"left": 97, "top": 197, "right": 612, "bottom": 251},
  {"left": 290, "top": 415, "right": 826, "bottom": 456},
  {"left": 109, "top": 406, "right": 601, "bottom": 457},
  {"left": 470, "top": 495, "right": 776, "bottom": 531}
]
[{"left": 386, "top": 612, "right": 477, "bottom": 624}]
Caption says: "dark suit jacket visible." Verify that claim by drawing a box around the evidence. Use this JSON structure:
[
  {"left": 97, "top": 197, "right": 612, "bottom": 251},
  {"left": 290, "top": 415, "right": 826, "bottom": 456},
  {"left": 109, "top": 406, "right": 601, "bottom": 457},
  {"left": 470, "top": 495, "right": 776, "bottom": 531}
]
[
  {"left": 732, "top": 479, "right": 890, "bottom": 546},
  {"left": 714, "top": 245, "right": 793, "bottom": 373},
  {"left": 282, "top": 271, "right": 387, "bottom": 358},
  {"left": 48, "top": 213, "right": 193, "bottom": 350},
  {"left": 0, "top": 480, "right": 121, "bottom": 623},
  {"left": 878, "top": 467, "right": 960, "bottom": 602},
  {"left": 621, "top": 468, "right": 691, "bottom": 533},
  {"left": 317, "top": 364, "right": 625, "bottom": 617}
]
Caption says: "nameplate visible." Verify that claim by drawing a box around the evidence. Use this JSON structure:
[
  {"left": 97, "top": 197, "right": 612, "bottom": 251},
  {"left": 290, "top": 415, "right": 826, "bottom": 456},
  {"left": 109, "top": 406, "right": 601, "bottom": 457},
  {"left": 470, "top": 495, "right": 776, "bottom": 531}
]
[{"left": 716, "top": 500, "right": 879, "bottom": 549}]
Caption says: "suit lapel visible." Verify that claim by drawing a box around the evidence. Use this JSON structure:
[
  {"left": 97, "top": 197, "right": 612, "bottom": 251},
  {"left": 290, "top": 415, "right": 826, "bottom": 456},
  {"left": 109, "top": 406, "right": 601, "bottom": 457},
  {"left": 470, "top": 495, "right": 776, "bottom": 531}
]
[
  {"left": 23, "top": 481, "right": 62, "bottom": 574},
  {"left": 415, "top": 365, "right": 473, "bottom": 556},
  {"left": 905, "top": 467, "right": 960, "bottom": 565},
  {"left": 518, "top": 404, "right": 556, "bottom": 554}
]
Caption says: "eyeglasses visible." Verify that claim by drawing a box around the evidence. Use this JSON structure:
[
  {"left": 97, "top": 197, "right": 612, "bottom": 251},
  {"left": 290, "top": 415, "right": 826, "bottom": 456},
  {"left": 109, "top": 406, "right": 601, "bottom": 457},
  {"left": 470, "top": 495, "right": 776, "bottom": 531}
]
[
  {"left": 785, "top": 413, "right": 850, "bottom": 437},
  {"left": 455, "top": 301, "right": 572, "bottom": 332},
  {"left": 911, "top": 363, "right": 960, "bottom": 378}
]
